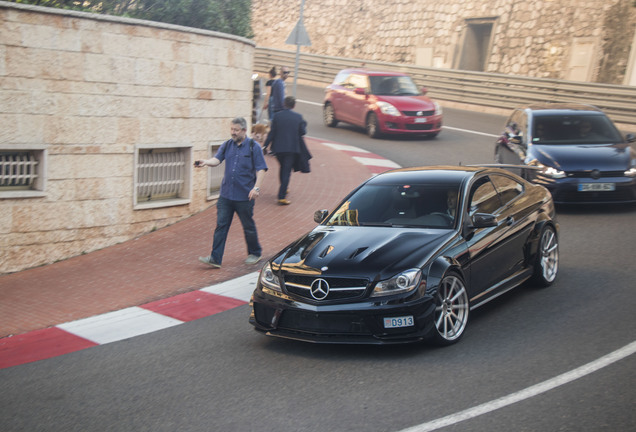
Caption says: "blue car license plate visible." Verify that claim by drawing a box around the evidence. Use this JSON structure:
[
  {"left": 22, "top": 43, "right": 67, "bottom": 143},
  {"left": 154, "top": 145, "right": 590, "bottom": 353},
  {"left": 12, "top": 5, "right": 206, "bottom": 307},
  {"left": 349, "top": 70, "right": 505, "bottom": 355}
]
[
  {"left": 578, "top": 183, "right": 615, "bottom": 192},
  {"left": 384, "top": 316, "right": 414, "bottom": 328}
]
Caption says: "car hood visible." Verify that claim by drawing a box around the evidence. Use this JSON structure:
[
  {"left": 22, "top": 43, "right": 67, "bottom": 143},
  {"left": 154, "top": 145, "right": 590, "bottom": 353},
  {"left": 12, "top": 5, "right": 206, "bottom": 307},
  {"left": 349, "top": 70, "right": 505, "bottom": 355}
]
[
  {"left": 529, "top": 143, "right": 635, "bottom": 171},
  {"left": 274, "top": 226, "right": 453, "bottom": 279},
  {"left": 376, "top": 95, "right": 436, "bottom": 111}
]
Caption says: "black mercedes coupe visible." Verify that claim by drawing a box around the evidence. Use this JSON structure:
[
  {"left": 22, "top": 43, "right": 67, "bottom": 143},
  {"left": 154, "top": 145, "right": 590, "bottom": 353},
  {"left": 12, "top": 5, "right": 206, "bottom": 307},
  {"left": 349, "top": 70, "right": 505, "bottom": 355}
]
[{"left": 249, "top": 166, "right": 559, "bottom": 345}]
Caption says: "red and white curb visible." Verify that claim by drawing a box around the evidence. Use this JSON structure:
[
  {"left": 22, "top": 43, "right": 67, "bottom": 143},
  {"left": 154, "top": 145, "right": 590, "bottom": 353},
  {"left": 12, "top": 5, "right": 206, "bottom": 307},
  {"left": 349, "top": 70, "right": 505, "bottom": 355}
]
[
  {"left": 0, "top": 273, "right": 258, "bottom": 369},
  {"left": 0, "top": 143, "right": 399, "bottom": 370}
]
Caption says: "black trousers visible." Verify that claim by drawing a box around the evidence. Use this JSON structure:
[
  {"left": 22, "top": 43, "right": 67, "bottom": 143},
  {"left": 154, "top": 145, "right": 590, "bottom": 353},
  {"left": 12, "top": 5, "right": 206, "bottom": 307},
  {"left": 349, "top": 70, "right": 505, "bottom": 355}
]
[{"left": 275, "top": 152, "right": 296, "bottom": 199}]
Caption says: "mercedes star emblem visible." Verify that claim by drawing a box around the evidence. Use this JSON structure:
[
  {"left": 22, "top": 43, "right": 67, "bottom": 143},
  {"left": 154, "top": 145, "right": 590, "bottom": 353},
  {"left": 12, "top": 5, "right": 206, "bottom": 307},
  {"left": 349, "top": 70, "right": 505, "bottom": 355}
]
[{"left": 310, "top": 278, "right": 330, "bottom": 300}]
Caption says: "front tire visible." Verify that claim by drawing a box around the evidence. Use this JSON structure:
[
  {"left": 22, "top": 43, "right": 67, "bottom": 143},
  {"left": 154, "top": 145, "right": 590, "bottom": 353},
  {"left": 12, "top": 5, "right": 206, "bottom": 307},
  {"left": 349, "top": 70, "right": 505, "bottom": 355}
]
[
  {"left": 366, "top": 112, "right": 381, "bottom": 138},
  {"left": 532, "top": 225, "right": 559, "bottom": 287},
  {"left": 323, "top": 103, "right": 338, "bottom": 127},
  {"left": 427, "top": 272, "right": 470, "bottom": 346}
]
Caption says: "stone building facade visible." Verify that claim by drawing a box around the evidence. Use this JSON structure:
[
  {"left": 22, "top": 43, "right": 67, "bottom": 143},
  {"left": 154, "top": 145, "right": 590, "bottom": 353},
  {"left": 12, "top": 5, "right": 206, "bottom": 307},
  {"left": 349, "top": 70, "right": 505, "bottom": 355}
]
[
  {"left": 252, "top": 0, "right": 636, "bottom": 85},
  {"left": 0, "top": 2, "right": 254, "bottom": 274}
]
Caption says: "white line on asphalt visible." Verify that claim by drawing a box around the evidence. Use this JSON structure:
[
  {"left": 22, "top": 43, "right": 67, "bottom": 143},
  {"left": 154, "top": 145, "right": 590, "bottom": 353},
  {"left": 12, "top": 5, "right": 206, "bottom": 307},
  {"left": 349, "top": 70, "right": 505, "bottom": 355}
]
[
  {"left": 396, "top": 340, "right": 636, "bottom": 432},
  {"left": 443, "top": 125, "right": 500, "bottom": 138}
]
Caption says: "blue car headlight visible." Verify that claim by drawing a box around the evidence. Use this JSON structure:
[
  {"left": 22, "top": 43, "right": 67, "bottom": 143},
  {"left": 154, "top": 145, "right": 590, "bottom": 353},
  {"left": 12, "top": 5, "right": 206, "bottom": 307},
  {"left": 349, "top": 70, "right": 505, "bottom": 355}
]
[
  {"left": 376, "top": 101, "right": 401, "bottom": 117},
  {"left": 539, "top": 165, "right": 566, "bottom": 179},
  {"left": 259, "top": 263, "right": 281, "bottom": 292},
  {"left": 372, "top": 269, "right": 423, "bottom": 297}
]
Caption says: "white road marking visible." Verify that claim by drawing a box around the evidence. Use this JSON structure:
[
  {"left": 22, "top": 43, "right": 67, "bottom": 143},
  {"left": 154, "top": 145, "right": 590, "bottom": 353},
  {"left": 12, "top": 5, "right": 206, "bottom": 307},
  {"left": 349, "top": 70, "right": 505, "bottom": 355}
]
[
  {"left": 397, "top": 341, "right": 636, "bottom": 432},
  {"left": 353, "top": 156, "right": 401, "bottom": 168},
  {"left": 58, "top": 307, "right": 183, "bottom": 345},
  {"left": 201, "top": 272, "right": 258, "bottom": 302}
]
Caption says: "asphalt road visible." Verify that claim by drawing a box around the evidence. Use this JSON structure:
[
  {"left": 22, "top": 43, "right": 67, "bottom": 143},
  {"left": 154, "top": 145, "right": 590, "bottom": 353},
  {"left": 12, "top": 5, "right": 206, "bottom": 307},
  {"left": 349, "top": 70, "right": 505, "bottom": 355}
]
[{"left": 2, "top": 85, "right": 635, "bottom": 432}]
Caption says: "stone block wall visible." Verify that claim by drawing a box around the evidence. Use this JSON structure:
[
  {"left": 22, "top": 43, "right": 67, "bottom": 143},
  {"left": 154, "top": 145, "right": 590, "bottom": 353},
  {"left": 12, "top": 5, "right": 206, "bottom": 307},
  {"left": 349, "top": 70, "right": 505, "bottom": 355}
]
[
  {"left": 0, "top": 2, "right": 255, "bottom": 274},
  {"left": 252, "top": 0, "right": 636, "bottom": 84}
]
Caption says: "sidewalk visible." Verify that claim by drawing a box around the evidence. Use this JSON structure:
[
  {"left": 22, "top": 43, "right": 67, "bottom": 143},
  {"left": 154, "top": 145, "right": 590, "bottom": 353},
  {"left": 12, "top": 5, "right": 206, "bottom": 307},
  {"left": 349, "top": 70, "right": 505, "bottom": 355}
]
[{"left": 0, "top": 138, "right": 399, "bottom": 367}]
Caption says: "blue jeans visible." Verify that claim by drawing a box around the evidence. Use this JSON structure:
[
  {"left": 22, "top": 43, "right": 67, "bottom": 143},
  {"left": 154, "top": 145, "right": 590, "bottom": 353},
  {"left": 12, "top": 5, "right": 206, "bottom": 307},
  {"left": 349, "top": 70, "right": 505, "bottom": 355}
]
[{"left": 211, "top": 196, "right": 262, "bottom": 264}]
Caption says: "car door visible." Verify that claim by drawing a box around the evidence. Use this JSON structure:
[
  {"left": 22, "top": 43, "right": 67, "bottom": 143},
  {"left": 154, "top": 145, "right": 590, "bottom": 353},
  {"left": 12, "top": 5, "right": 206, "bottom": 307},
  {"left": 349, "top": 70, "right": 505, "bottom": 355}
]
[
  {"left": 342, "top": 73, "right": 370, "bottom": 127},
  {"left": 464, "top": 175, "right": 525, "bottom": 303},
  {"left": 488, "top": 173, "right": 534, "bottom": 280},
  {"left": 327, "top": 71, "right": 351, "bottom": 122}
]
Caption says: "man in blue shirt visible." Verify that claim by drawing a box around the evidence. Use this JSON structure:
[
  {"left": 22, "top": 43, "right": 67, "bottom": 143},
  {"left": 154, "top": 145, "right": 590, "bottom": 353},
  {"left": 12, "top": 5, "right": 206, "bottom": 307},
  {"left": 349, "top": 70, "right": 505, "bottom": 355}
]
[{"left": 195, "top": 117, "right": 268, "bottom": 267}]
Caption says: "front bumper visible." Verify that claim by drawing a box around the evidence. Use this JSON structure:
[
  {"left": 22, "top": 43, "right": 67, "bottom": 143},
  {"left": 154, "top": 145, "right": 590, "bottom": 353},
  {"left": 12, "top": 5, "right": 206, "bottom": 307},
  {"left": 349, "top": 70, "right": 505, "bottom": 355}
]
[
  {"left": 249, "top": 287, "right": 436, "bottom": 345},
  {"left": 378, "top": 114, "right": 443, "bottom": 136},
  {"left": 536, "top": 175, "right": 636, "bottom": 204}
]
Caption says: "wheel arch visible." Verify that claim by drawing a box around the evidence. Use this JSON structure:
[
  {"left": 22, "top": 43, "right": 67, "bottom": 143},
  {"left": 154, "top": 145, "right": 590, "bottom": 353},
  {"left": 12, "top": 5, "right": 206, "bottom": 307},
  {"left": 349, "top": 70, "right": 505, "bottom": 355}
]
[{"left": 424, "top": 255, "right": 467, "bottom": 296}]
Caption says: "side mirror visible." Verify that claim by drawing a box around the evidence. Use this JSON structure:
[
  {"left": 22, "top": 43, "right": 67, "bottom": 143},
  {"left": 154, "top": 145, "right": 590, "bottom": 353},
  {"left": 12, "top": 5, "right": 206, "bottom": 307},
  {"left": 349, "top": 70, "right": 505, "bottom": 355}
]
[
  {"left": 354, "top": 87, "right": 366, "bottom": 95},
  {"left": 314, "top": 209, "right": 329, "bottom": 224},
  {"left": 625, "top": 133, "right": 636, "bottom": 143},
  {"left": 470, "top": 213, "right": 497, "bottom": 228},
  {"left": 420, "top": 87, "right": 428, "bottom": 95}
]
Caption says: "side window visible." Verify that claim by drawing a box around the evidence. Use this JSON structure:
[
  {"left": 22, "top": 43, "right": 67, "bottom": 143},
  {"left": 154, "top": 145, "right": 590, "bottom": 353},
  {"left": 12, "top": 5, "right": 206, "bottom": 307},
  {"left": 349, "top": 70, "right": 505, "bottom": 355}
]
[
  {"left": 490, "top": 174, "right": 523, "bottom": 206},
  {"left": 469, "top": 177, "right": 502, "bottom": 215},
  {"left": 348, "top": 74, "right": 368, "bottom": 91}
]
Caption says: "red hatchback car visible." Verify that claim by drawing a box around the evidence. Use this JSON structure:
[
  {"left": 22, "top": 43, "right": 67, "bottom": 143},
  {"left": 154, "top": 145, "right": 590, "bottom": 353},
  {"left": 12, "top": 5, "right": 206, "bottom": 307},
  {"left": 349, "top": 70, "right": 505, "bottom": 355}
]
[{"left": 323, "top": 69, "right": 443, "bottom": 139}]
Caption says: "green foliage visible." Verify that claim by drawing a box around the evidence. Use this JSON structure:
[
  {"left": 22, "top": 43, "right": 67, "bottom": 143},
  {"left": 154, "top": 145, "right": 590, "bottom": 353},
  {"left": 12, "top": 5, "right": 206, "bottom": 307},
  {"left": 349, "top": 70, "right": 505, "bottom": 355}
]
[{"left": 7, "top": 0, "right": 253, "bottom": 38}]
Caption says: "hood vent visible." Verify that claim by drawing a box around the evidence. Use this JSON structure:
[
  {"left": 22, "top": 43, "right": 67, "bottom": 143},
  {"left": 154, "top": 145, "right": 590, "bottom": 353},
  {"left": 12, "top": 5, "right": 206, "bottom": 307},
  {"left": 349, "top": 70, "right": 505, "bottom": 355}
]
[
  {"left": 319, "top": 245, "right": 334, "bottom": 258},
  {"left": 347, "top": 247, "right": 368, "bottom": 260}
]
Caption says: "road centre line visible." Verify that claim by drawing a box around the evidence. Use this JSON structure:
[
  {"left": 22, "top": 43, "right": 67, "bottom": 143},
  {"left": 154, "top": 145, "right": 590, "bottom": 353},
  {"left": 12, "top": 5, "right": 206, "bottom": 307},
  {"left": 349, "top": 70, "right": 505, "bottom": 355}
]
[
  {"left": 397, "top": 341, "right": 636, "bottom": 432},
  {"left": 296, "top": 99, "right": 499, "bottom": 137}
]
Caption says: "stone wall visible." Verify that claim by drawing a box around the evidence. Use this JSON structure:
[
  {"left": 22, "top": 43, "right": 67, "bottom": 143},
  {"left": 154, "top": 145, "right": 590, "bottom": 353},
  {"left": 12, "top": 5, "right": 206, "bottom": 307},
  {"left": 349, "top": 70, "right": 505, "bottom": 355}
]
[
  {"left": 252, "top": 0, "right": 636, "bottom": 84},
  {"left": 0, "top": 2, "right": 254, "bottom": 274}
]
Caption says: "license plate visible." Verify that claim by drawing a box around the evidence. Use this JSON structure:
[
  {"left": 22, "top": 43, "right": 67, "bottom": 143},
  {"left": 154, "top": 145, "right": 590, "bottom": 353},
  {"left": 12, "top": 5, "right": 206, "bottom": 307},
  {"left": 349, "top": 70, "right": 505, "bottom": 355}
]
[
  {"left": 383, "top": 316, "right": 414, "bottom": 328},
  {"left": 578, "top": 183, "right": 615, "bottom": 192},
  {"left": 414, "top": 117, "right": 428, "bottom": 123}
]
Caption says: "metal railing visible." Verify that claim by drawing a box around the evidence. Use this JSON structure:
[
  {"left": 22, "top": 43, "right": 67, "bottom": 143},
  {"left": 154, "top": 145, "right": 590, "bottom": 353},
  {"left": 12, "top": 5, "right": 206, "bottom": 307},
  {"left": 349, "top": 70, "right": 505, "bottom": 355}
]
[
  {"left": 255, "top": 47, "right": 636, "bottom": 126},
  {"left": 0, "top": 152, "right": 39, "bottom": 189},
  {"left": 137, "top": 149, "right": 186, "bottom": 202}
]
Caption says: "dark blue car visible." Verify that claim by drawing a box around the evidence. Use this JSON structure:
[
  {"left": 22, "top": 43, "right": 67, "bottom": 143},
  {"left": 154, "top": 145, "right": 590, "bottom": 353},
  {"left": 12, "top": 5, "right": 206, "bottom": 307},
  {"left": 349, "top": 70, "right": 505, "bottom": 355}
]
[{"left": 495, "top": 103, "right": 636, "bottom": 204}]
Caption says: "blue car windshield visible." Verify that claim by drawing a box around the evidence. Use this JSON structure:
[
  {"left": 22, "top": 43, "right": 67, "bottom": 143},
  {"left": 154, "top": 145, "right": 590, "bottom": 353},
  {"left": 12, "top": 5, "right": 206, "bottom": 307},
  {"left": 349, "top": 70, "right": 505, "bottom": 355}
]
[
  {"left": 369, "top": 76, "right": 420, "bottom": 96},
  {"left": 532, "top": 114, "right": 623, "bottom": 145},
  {"left": 325, "top": 184, "right": 459, "bottom": 229}
]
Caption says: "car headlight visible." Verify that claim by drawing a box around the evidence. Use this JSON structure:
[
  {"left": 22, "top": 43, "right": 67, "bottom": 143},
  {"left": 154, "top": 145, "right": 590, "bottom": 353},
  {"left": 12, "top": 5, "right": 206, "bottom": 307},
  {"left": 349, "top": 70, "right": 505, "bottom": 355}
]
[
  {"left": 372, "top": 269, "right": 423, "bottom": 297},
  {"left": 376, "top": 101, "right": 401, "bottom": 116},
  {"left": 539, "top": 165, "right": 566, "bottom": 179},
  {"left": 625, "top": 163, "right": 636, "bottom": 177},
  {"left": 434, "top": 101, "right": 442, "bottom": 116},
  {"left": 259, "top": 262, "right": 281, "bottom": 292}
]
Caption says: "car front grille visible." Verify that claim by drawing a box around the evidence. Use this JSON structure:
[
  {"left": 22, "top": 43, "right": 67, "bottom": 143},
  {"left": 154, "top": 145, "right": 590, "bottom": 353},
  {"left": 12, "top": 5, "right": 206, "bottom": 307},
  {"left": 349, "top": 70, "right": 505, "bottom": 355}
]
[
  {"left": 567, "top": 170, "right": 626, "bottom": 179},
  {"left": 278, "top": 310, "right": 372, "bottom": 334},
  {"left": 283, "top": 274, "right": 368, "bottom": 301},
  {"left": 405, "top": 124, "right": 434, "bottom": 131},
  {"left": 402, "top": 110, "right": 435, "bottom": 117}
]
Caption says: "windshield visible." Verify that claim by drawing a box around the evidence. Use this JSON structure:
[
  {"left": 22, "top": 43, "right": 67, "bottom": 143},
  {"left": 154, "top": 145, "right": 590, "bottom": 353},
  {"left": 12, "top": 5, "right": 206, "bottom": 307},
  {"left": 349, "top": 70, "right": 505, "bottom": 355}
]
[
  {"left": 324, "top": 184, "right": 459, "bottom": 229},
  {"left": 369, "top": 76, "right": 420, "bottom": 96},
  {"left": 532, "top": 114, "right": 623, "bottom": 145}
]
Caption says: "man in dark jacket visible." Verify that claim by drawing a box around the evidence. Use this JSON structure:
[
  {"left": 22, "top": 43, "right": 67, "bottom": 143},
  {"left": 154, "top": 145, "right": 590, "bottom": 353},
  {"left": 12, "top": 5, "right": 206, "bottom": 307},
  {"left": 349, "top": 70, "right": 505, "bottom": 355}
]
[{"left": 263, "top": 96, "right": 307, "bottom": 205}]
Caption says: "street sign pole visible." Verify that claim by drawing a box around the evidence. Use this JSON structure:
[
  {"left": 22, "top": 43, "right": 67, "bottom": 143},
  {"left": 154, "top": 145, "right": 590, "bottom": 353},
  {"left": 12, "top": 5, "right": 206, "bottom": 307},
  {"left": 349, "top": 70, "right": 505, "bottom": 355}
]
[{"left": 285, "top": 0, "right": 311, "bottom": 97}]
